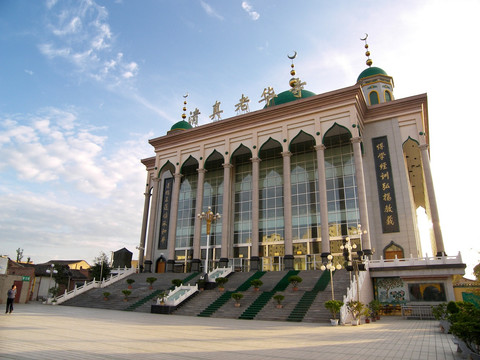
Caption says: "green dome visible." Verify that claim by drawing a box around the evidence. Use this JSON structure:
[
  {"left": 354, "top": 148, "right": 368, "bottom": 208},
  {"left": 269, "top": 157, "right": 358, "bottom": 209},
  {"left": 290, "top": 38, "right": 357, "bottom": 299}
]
[
  {"left": 170, "top": 120, "right": 192, "bottom": 131},
  {"left": 265, "top": 89, "right": 316, "bottom": 108},
  {"left": 357, "top": 66, "right": 388, "bottom": 83}
]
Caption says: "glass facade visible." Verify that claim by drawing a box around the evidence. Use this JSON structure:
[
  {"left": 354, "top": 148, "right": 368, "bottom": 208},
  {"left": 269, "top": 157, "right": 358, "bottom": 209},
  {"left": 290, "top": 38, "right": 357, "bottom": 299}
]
[
  {"left": 233, "top": 153, "right": 252, "bottom": 245},
  {"left": 324, "top": 131, "right": 360, "bottom": 238},
  {"left": 290, "top": 139, "right": 321, "bottom": 242},
  {"left": 259, "top": 144, "right": 284, "bottom": 245},
  {"left": 201, "top": 157, "right": 224, "bottom": 247},
  {"left": 175, "top": 163, "right": 197, "bottom": 249}
]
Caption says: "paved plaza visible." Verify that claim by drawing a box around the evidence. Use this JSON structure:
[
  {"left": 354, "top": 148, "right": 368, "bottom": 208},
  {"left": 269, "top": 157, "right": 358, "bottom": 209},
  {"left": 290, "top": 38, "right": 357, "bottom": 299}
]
[{"left": 1, "top": 303, "right": 461, "bottom": 360}]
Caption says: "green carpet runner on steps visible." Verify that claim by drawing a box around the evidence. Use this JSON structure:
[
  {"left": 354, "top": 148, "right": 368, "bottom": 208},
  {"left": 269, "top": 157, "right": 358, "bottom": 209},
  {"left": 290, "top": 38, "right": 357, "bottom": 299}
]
[
  {"left": 238, "top": 270, "right": 300, "bottom": 320},
  {"left": 124, "top": 272, "right": 200, "bottom": 311},
  {"left": 286, "top": 270, "right": 331, "bottom": 322},
  {"left": 197, "top": 271, "right": 266, "bottom": 317}
]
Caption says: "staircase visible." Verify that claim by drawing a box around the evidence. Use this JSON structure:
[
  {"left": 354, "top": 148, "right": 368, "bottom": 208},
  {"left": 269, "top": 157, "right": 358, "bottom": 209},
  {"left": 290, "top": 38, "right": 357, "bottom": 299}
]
[
  {"left": 197, "top": 271, "right": 266, "bottom": 317},
  {"left": 238, "top": 270, "right": 299, "bottom": 320}
]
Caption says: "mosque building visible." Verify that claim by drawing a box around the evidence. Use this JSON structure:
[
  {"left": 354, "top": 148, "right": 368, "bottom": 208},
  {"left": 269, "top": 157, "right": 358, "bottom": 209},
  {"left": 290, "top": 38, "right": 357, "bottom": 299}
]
[{"left": 137, "top": 38, "right": 465, "bottom": 303}]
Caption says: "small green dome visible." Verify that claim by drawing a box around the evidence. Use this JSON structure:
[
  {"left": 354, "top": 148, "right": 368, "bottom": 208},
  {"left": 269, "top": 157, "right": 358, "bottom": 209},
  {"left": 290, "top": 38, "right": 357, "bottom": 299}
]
[
  {"left": 357, "top": 66, "right": 388, "bottom": 83},
  {"left": 170, "top": 120, "right": 192, "bottom": 131},
  {"left": 265, "top": 89, "right": 316, "bottom": 108}
]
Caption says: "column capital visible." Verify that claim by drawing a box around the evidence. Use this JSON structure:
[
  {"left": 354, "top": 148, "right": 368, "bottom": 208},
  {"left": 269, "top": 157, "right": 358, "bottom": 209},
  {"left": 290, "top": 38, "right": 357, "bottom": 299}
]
[
  {"left": 281, "top": 151, "right": 292, "bottom": 158},
  {"left": 174, "top": 172, "right": 183, "bottom": 180},
  {"left": 151, "top": 177, "right": 160, "bottom": 183},
  {"left": 143, "top": 191, "right": 151, "bottom": 197},
  {"left": 350, "top": 137, "right": 362, "bottom": 144},
  {"left": 197, "top": 168, "right": 206, "bottom": 174},
  {"left": 222, "top": 163, "right": 234, "bottom": 169},
  {"left": 250, "top": 156, "right": 261, "bottom": 163},
  {"left": 314, "top": 144, "right": 326, "bottom": 151},
  {"left": 419, "top": 144, "right": 429, "bottom": 151}
]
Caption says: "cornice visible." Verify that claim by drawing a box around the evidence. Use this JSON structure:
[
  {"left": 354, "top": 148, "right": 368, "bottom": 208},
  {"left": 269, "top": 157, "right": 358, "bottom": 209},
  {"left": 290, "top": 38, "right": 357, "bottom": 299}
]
[
  {"left": 141, "top": 156, "right": 156, "bottom": 170},
  {"left": 149, "top": 85, "right": 366, "bottom": 150}
]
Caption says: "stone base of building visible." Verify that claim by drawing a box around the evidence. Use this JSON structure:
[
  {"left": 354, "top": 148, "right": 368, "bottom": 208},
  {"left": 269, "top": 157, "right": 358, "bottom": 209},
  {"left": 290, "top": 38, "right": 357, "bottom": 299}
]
[
  {"left": 250, "top": 256, "right": 260, "bottom": 271},
  {"left": 284, "top": 255, "right": 294, "bottom": 270},
  {"left": 166, "top": 260, "right": 175, "bottom": 272},
  {"left": 144, "top": 260, "right": 153, "bottom": 273},
  {"left": 219, "top": 258, "right": 229, "bottom": 268},
  {"left": 191, "top": 259, "right": 202, "bottom": 273}
]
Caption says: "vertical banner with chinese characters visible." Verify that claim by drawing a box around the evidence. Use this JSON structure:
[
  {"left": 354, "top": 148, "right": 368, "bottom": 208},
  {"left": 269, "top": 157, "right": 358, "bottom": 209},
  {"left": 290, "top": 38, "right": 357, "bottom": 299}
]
[
  {"left": 158, "top": 178, "right": 173, "bottom": 249},
  {"left": 372, "top": 136, "right": 400, "bottom": 233}
]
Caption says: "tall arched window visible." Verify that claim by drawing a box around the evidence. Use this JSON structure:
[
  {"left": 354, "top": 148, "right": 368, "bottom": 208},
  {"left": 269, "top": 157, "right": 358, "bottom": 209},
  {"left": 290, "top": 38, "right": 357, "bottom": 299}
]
[
  {"left": 384, "top": 90, "right": 392, "bottom": 102},
  {"left": 369, "top": 91, "right": 379, "bottom": 105}
]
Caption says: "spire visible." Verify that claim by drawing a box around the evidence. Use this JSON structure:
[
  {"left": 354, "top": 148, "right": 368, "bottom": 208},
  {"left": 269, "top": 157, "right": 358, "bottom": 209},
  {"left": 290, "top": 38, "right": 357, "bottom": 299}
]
[
  {"left": 287, "top": 51, "right": 306, "bottom": 98},
  {"left": 181, "top": 93, "right": 188, "bottom": 120},
  {"left": 361, "top": 33, "right": 373, "bottom": 67}
]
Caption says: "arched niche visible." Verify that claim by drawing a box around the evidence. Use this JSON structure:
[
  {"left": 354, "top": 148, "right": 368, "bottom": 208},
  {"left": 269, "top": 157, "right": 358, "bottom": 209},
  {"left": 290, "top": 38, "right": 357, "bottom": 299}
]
[
  {"left": 383, "top": 241, "right": 404, "bottom": 260},
  {"left": 322, "top": 122, "right": 352, "bottom": 145}
]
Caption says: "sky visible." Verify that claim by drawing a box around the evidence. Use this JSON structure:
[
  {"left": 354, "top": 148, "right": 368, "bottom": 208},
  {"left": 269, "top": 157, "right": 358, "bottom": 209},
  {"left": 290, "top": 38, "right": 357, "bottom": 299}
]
[{"left": 0, "top": 0, "right": 479, "bottom": 277}]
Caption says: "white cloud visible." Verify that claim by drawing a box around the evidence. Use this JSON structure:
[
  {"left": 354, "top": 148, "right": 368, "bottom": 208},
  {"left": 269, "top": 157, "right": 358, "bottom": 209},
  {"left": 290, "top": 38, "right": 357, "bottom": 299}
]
[
  {"left": 241, "top": 1, "right": 260, "bottom": 21},
  {"left": 24, "top": 69, "right": 34, "bottom": 75},
  {"left": 200, "top": 1, "right": 224, "bottom": 20},
  {"left": 39, "top": 0, "right": 137, "bottom": 84}
]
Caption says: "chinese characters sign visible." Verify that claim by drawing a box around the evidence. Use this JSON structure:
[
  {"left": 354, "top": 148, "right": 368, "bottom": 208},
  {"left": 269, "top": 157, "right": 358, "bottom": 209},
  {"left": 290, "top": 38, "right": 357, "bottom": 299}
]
[
  {"left": 372, "top": 136, "right": 399, "bottom": 233},
  {"left": 158, "top": 178, "right": 173, "bottom": 249}
]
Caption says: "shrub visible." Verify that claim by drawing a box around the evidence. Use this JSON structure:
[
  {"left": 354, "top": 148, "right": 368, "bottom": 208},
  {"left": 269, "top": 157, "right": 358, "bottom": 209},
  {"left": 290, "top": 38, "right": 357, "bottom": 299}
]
[
  {"left": 215, "top": 277, "right": 228, "bottom": 288},
  {"left": 250, "top": 279, "right": 263, "bottom": 289},
  {"left": 103, "top": 292, "right": 111, "bottom": 298},
  {"left": 288, "top": 275, "right": 303, "bottom": 287},
  {"left": 449, "top": 302, "right": 480, "bottom": 355},
  {"left": 273, "top": 294, "right": 285, "bottom": 305},
  {"left": 122, "top": 289, "right": 131, "bottom": 299},
  {"left": 126, "top": 278, "right": 135, "bottom": 285},
  {"left": 146, "top": 277, "right": 157, "bottom": 286},
  {"left": 231, "top": 292, "right": 244, "bottom": 304},
  {"left": 432, "top": 303, "right": 448, "bottom": 321},
  {"left": 172, "top": 279, "right": 183, "bottom": 287},
  {"left": 325, "top": 300, "right": 343, "bottom": 320},
  {"left": 346, "top": 300, "right": 364, "bottom": 320}
]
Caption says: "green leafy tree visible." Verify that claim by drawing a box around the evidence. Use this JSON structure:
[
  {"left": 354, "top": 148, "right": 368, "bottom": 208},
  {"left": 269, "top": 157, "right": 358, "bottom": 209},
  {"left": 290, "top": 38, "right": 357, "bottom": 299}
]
[
  {"left": 89, "top": 252, "right": 111, "bottom": 281},
  {"left": 52, "top": 264, "right": 71, "bottom": 288}
]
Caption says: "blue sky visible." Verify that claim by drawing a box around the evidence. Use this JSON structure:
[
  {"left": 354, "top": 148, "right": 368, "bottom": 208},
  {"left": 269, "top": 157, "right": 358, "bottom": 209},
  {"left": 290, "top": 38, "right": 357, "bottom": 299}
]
[{"left": 1, "top": 0, "right": 479, "bottom": 276}]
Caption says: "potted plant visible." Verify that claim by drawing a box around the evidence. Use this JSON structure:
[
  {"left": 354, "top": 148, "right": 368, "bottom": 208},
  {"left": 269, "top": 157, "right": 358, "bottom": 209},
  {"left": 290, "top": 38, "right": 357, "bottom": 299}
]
[
  {"left": 122, "top": 289, "right": 131, "bottom": 301},
  {"left": 215, "top": 277, "right": 228, "bottom": 291},
  {"left": 103, "top": 291, "right": 111, "bottom": 300},
  {"left": 156, "top": 291, "right": 167, "bottom": 305},
  {"left": 368, "top": 299, "right": 381, "bottom": 321},
  {"left": 48, "top": 286, "right": 59, "bottom": 304},
  {"left": 324, "top": 300, "right": 343, "bottom": 325},
  {"left": 250, "top": 279, "right": 263, "bottom": 291},
  {"left": 273, "top": 294, "right": 285, "bottom": 309},
  {"left": 231, "top": 292, "right": 244, "bottom": 307},
  {"left": 362, "top": 307, "right": 371, "bottom": 324},
  {"left": 346, "top": 300, "right": 364, "bottom": 325},
  {"left": 288, "top": 275, "right": 303, "bottom": 291},
  {"left": 172, "top": 279, "right": 183, "bottom": 288},
  {"left": 126, "top": 278, "right": 135, "bottom": 289},
  {"left": 197, "top": 279, "right": 206, "bottom": 291},
  {"left": 146, "top": 277, "right": 157, "bottom": 290}
]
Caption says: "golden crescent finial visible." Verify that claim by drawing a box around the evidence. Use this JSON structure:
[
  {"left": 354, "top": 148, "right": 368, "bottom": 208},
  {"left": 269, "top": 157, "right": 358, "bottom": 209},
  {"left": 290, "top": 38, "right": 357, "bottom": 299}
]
[
  {"left": 183, "top": 93, "right": 189, "bottom": 98},
  {"left": 360, "top": 33, "right": 368, "bottom": 41},
  {"left": 287, "top": 51, "right": 297, "bottom": 60}
]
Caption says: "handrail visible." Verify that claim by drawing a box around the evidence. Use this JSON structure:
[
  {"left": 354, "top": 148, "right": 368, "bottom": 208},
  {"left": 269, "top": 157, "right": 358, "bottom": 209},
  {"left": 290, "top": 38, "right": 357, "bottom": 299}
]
[
  {"left": 207, "top": 266, "right": 233, "bottom": 282},
  {"left": 50, "top": 266, "right": 136, "bottom": 305},
  {"left": 158, "top": 285, "right": 198, "bottom": 307},
  {"left": 340, "top": 262, "right": 370, "bottom": 324},
  {"left": 368, "top": 252, "right": 463, "bottom": 268}
]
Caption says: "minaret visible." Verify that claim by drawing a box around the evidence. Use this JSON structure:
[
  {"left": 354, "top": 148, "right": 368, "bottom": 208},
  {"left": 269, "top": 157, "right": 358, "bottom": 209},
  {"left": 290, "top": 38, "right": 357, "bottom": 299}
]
[{"left": 357, "top": 34, "right": 395, "bottom": 105}]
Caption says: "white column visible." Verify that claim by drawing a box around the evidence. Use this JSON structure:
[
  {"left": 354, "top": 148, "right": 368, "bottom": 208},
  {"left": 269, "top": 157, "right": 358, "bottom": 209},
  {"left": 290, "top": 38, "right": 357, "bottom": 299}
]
[
  {"left": 351, "top": 137, "right": 372, "bottom": 254},
  {"left": 315, "top": 144, "right": 330, "bottom": 255},
  {"left": 193, "top": 168, "right": 206, "bottom": 261},
  {"left": 282, "top": 151, "right": 293, "bottom": 256},
  {"left": 419, "top": 144, "right": 445, "bottom": 255},
  {"left": 167, "top": 173, "right": 182, "bottom": 264},
  {"left": 221, "top": 163, "right": 233, "bottom": 261},
  {"left": 144, "top": 177, "right": 160, "bottom": 272},
  {"left": 251, "top": 157, "right": 261, "bottom": 258},
  {"left": 138, "top": 177, "right": 152, "bottom": 270}
]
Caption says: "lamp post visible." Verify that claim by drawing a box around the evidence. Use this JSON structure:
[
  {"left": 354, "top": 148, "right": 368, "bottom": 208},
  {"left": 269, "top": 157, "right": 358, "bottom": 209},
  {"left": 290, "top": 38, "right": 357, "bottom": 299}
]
[
  {"left": 341, "top": 236, "right": 357, "bottom": 283},
  {"left": 197, "top": 206, "right": 221, "bottom": 275},
  {"left": 321, "top": 254, "right": 342, "bottom": 300},
  {"left": 45, "top": 264, "right": 58, "bottom": 298}
]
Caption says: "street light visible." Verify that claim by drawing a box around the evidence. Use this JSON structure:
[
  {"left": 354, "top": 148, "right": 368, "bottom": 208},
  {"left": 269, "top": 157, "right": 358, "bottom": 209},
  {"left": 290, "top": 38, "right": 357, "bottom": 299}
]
[
  {"left": 320, "top": 255, "right": 342, "bottom": 300},
  {"left": 197, "top": 206, "right": 221, "bottom": 275}
]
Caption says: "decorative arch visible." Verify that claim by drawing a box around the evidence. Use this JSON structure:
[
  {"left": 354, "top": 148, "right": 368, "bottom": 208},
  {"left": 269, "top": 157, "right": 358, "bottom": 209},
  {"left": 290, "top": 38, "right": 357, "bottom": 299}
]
[
  {"left": 204, "top": 150, "right": 224, "bottom": 165},
  {"left": 402, "top": 136, "right": 419, "bottom": 147},
  {"left": 383, "top": 241, "right": 404, "bottom": 260},
  {"left": 369, "top": 91, "right": 380, "bottom": 105},
  {"left": 180, "top": 155, "right": 199, "bottom": 174},
  {"left": 289, "top": 130, "right": 316, "bottom": 151},
  {"left": 322, "top": 122, "right": 352, "bottom": 145},
  {"left": 158, "top": 161, "right": 175, "bottom": 178},
  {"left": 155, "top": 254, "right": 166, "bottom": 273},
  {"left": 259, "top": 137, "right": 282, "bottom": 155},
  {"left": 230, "top": 144, "right": 252, "bottom": 164}
]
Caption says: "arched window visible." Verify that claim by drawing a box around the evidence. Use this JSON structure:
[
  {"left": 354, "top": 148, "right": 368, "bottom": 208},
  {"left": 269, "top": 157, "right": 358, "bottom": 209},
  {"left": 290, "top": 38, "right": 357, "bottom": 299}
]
[
  {"left": 369, "top": 91, "right": 379, "bottom": 105},
  {"left": 384, "top": 241, "right": 404, "bottom": 260},
  {"left": 384, "top": 90, "right": 392, "bottom": 102}
]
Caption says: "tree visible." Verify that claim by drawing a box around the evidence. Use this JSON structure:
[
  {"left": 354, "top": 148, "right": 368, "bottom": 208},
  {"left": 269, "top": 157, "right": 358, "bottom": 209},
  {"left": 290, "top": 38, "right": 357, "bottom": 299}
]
[
  {"left": 52, "top": 264, "right": 71, "bottom": 288},
  {"left": 89, "top": 252, "right": 111, "bottom": 281},
  {"left": 16, "top": 248, "right": 24, "bottom": 262},
  {"left": 474, "top": 262, "right": 480, "bottom": 281}
]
